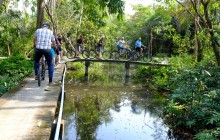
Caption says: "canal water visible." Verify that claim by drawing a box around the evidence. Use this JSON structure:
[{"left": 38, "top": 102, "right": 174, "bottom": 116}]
[{"left": 63, "top": 63, "right": 174, "bottom": 140}]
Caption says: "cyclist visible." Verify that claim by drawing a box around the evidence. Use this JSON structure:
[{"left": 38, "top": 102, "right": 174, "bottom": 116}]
[
  {"left": 96, "top": 36, "right": 105, "bottom": 59},
  {"left": 117, "top": 37, "right": 126, "bottom": 50},
  {"left": 135, "top": 37, "right": 143, "bottom": 56},
  {"left": 33, "top": 22, "right": 56, "bottom": 85},
  {"left": 117, "top": 37, "right": 131, "bottom": 55},
  {"left": 117, "top": 37, "right": 130, "bottom": 55},
  {"left": 76, "top": 35, "right": 84, "bottom": 58},
  {"left": 55, "top": 33, "right": 62, "bottom": 63}
]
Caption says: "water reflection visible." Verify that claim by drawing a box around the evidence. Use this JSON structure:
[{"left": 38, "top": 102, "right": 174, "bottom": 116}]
[
  {"left": 63, "top": 63, "right": 176, "bottom": 140},
  {"left": 131, "top": 100, "right": 142, "bottom": 114},
  {"left": 63, "top": 83, "right": 173, "bottom": 140},
  {"left": 97, "top": 100, "right": 168, "bottom": 140}
]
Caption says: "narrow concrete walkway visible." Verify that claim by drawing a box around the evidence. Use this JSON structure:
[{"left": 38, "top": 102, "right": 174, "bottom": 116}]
[{"left": 0, "top": 62, "right": 65, "bottom": 140}]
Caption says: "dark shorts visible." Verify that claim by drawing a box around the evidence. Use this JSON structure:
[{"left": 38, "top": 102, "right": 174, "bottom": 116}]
[
  {"left": 76, "top": 45, "right": 82, "bottom": 52},
  {"left": 135, "top": 47, "right": 141, "bottom": 52},
  {"left": 117, "top": 45, "right": 124, "bottom": 50},
  {"left": 56, "top": 49, "right": 59, "bottom": 55},
  {"left": 97, "top": 46, "right": 103, "bottom": 52},
  {"left": 57, "top": 46, "right": 62, "bottom": 52}
]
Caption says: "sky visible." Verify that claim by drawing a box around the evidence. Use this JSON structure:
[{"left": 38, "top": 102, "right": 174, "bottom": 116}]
[
  {"left": 124, "top": 0, "right": 156, "bottom": 15},
  {"left": 12, "top": 0, "right": 156, "bottom": 16}
]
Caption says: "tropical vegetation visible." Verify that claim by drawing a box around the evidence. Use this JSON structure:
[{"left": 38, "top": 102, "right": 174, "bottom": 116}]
[{"left": 0, "top": 0, "right": 219, "bottom": 139}]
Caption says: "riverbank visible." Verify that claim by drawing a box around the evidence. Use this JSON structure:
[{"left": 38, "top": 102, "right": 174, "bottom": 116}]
[{"left": 0, "top": 62, "right": 65, "bottom": 139}]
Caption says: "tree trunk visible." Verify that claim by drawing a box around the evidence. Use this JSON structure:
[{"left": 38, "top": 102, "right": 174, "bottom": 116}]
[
  {"left": 36, "top": 0, "right": 45, "bottom": 29},
  {"left": 194, "top": 0, "right": 202, "bottom": 62},
  {"left": 45, "top": 4, "right": 56, "bottom": 33},
  {"left": 194, "top": 16, "right": 203, "bottom": 62},
  {"left": 201, "top": 0, "right": 220, "bottom": 65},
  {"left": 149, "top": 31, "right": 153, "bottom": 60},
  {"left": 51, "top": 0, "right": 56, "bottom": 16},
  {"left": 76, "top": 2, "right": 84, "bottom": 40},
  {"left": 210, "top": 31, "right": 220, "bottom": 66},
  {"left": 7, "top": 42, "right": 11, "bottom": 56},
  {"left": 0, "top": 0, "right": 3, "bottom": 8},
  {"left": 46, "top": 0, "right": 56, "bottom": 33}
]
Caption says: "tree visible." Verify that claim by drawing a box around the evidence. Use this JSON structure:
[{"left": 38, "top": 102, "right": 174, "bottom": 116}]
[
  {"left": 175, "top": 0, "right": 220, "bottom": 65},
  {"left": 46, "top": 0, "right": 125, "bottom": 49},
  {"left": 36, "top": 0, "right": 45, "bottom": 29},
  {"left": 0, "top": 0, "right": 3, "bottom": 8}
]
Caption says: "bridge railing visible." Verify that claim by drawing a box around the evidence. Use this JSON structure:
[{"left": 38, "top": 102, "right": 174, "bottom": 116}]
[
  {"left": 66, "top": 58, "right": 170, "bottom": 66},
  {"left": 53, "top": 63, "right": 67, "bottom": 140}
]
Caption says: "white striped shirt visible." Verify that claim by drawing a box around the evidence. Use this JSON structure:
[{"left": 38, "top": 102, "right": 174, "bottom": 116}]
[{"left": 34, "top": 28, "right": 55, "bottom": 49}]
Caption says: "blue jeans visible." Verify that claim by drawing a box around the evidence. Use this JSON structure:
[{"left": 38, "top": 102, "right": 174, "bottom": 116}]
[
  {"left": 97, "top": 46, "right": 103, "bottom": 52},
  {"left": 34, "top": 49, "right": 54, "bottom": 82},
  {"left": 117, "top": 45, "right": 124, "bottom": 50}
]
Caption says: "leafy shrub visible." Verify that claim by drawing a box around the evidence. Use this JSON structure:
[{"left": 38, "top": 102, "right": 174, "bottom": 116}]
[
  {"left": 135, "top": 54, "right": 220, "bottom": 139},
  {"left": 0, "top": 55, "right": 33, "bottom": 96},
  {"left": 164, "top": 63, "right": 220, "bottom": 139}
]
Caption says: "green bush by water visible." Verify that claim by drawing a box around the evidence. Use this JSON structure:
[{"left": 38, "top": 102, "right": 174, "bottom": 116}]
[{"left": 135, "top": 55, "right": 220, "bottom": 139}]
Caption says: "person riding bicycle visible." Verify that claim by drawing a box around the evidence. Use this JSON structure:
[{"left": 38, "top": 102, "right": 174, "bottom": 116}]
[
  {"left": 117, "top": 37, "right": 130, "bottom": 55},
  {"left": 76, "top": 35, "right": 84, "bottom": 58},
  {"left": 135, "top": 37, "right": 143, "bottom": 56},
  {"left": 33, "top": 22, "right": 56, "bottom": 85},
  {"left": 97, "top": 36, "right": 105, "bottom": 59},
  {"left": 55, "top": 33, "right": 62, "bottom": 63},
  {"left": 117, "top": 37, "right": 126, "bottom": 50}
]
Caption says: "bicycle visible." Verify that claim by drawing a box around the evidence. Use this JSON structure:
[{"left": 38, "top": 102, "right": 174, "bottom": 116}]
[
  {"left": 37, "top": 56, "right": 46, "bottom": 86},
  {"left": 88, "top": 42, "right": 111, "bottom": 59},
  {"left": 130, "top": 45, "right": 148, "bottom": 61},
  {"left": 66, "top": 44, "right": 89, "bottom": 59},
  {"left": 89, "top": 48, "right": 111, "bottom": 59},
  {"left": 102, "top": 49, "right": 111, "bottom": 59},
  {"left": 111, "top": 46, "right": 132, "bottom": 60},
  {"left": 77, "top": 45, "right": 90, "bottom": 58},
  {"left": 66, "top": 44, "right": 76, "bottom": 59}
]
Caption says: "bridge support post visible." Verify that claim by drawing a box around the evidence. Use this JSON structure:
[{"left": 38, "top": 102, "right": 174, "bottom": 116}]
[
  {"left": 85, "top": 61, "right": 90, "bottom": 77},
  {"left": 125, "top": 62, "right": 130, "bottom": 78}
]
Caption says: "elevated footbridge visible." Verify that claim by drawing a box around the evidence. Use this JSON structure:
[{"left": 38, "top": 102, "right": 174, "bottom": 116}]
[
  {"left": 66, "top": 58, "right": 170, "bottom": 66},
  {"left": 65, "top": 58, "right": 170, "bottom": 77}
]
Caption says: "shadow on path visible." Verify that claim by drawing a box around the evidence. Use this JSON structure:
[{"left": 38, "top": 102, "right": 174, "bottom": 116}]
[{"left": 0, "top": 61, "right": 65, "bottom": 140}]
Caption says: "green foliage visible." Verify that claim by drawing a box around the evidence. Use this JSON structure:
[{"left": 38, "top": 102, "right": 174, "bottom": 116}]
[
  {"left": 0, "top": 55, "right": 33, "bottom": 96},
  {"left": 134, "top": 52, "right": 220, "bottom": 138},
  {"left": 194, "top": 130, "right": 217, "bottom": 140},
  {"left": 164, "top": 62, "right": 220, "bottom": 138},
  {"left": 0, "top": 7, "right": 36, "bottom": 57},
  {"left": 207, "top": 112, "right": 220, "bottom": 125}
]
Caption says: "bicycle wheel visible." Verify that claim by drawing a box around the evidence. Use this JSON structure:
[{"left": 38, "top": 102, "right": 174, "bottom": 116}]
[
  {"left": 66, "top": 50, "right": 76, "bottom": 59},
  {"left": 89, "top": 49, "right": 97, "bottom": 59},
  {"left": 41, "top": 63, "right": 46, "bottom": 80},
  {"left": 111, "top": 51, "right": 120, "bottom": 60},
  {"left": 133, "top": 52, "right": 140, "bottom": 61},
  {"left": 102, "top": 51, "right": 111, "bottom": 59},
  {"left": 82, "top": 50, "right": 90, "bottom": 58},
  {"left": 126, "top": 50, "right": 132, "bottom": 60},
  {"left": 119, "top": 49, "right": 127, "bottom": 60},
  {"left": 38, "top": 64, "right": 42, "bottom": 86}
]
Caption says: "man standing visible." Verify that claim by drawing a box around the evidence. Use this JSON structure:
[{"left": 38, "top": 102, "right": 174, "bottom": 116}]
[{"left": 33, "top": 22, "right": 56, "bottom": 85}]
